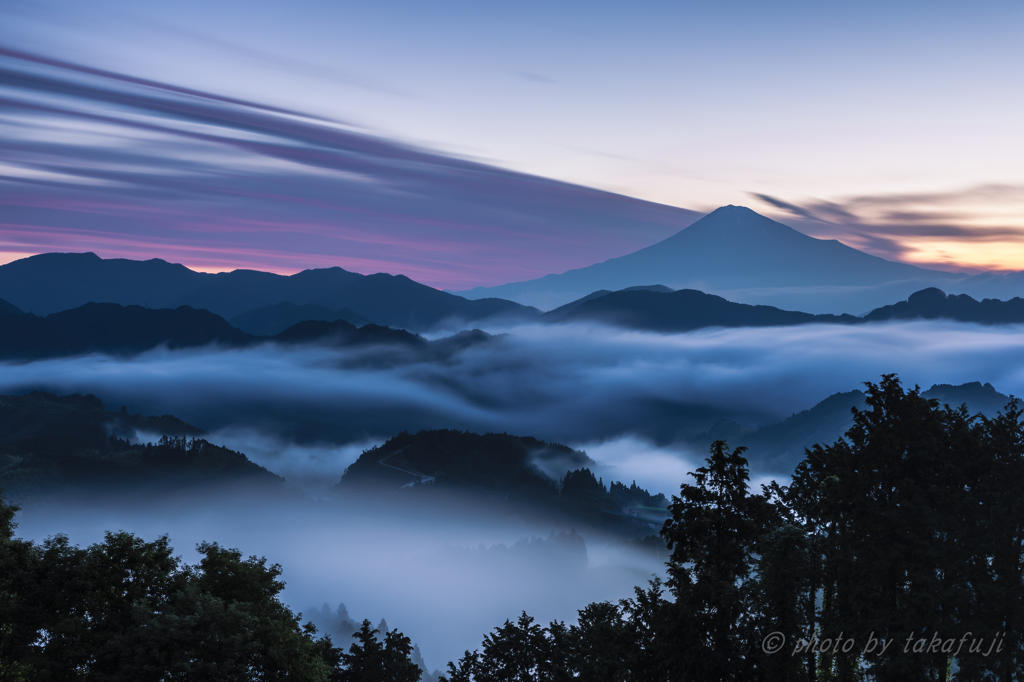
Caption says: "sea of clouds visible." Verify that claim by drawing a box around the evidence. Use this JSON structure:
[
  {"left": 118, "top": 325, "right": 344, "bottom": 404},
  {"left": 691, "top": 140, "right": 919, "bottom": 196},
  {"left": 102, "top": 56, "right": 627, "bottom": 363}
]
[{"left": 6, "top": 319, "right": 1024, "bottom": 668}]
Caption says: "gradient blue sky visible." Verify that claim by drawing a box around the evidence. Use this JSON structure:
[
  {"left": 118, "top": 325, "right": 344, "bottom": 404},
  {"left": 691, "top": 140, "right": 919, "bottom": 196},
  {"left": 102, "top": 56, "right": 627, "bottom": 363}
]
[{"left": 2, "top": 0, "right": 1023, "bottom": 284}]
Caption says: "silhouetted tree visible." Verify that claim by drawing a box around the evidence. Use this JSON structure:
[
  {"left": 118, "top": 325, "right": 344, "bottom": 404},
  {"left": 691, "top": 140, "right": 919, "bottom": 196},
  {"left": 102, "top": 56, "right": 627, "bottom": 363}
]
[
  {"left": 660, "top": 440, "right": 772, "bottom": 680},
  {"left": 339, "top": 619, "right": 420, "bottom": 682}
]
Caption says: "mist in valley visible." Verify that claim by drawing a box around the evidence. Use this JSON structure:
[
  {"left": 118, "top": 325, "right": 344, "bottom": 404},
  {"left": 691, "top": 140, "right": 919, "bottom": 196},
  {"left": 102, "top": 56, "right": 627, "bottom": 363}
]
[
  {"left": 5, "top": 318, "right": 1024, "bottom": 670},
  {"left": 11, "top": 488, "right": 667, "bottom": 671},
  {"left": 1, "top": 319, "right": 1022, "bottom": 468}
]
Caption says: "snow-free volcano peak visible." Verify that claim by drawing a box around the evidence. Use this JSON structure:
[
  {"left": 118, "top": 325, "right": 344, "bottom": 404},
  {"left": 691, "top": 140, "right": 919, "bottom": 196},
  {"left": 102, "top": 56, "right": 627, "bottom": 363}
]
[{"left": 457, "top": 205, "right": 967, "bottom": 313}]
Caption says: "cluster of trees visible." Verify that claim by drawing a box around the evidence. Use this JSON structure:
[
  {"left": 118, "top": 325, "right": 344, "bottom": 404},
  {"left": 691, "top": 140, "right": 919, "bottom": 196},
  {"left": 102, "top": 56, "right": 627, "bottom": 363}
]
[
  {"left": 336, "top": 430, "right": 666, "bottom": 531},
  {"left": 0, "top": 499, "right": 421, "bottom": 681},
  {"left": 4, "top": 374, "right": 1022, "bottom": 680},
  {"left": 0, "top": 391, "right": 282, "bottom": 501},
  {"left": 440, "top": 375, "right": 1024, "bottom": 681},
  {"left": 561, "top": 469, "right": 668, "bottom": 512}
]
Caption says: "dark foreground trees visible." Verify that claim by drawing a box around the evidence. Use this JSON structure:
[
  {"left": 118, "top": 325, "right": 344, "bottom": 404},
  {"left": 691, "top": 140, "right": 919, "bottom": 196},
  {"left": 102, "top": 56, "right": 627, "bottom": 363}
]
[
  {"left": 5, "top": 374, "right": 1023, "bottom": 680},
  {"left": 0, "top": 497, "right": 420, "bottom": 682},
  {"left": 442, "top": 375, "right": 1024, "bottom": 681}
]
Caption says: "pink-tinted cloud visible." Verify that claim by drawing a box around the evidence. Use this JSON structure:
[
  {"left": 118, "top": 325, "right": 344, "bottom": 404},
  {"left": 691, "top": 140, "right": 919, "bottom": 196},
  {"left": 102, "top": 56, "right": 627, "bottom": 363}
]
[
  {"left": 752, "top": 186, "right": 1024, "bottom": 274},
  {"left": 0, "top": 46, "right": 700, "bottom": 287}
]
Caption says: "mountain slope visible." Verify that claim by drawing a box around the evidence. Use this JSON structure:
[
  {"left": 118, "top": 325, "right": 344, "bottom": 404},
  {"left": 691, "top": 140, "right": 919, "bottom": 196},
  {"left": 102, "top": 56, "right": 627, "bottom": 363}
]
[
  {"left": 863, "top": 287, "right": 1024, "bottom": 323},
  {"left": 0, "top": 304, "right": 254, "bottom": 360},
  {"left": 332, "top": 429, "right": 665, "bottom": 528},
  {"left": 542, "top": 285, "right": 673, "bottom": 322},
  {"left": 716, "top": 381, "right": 1017, "bottom": 473},
  {"left": 0, "top": 253, "right": 203, "bottom": 314},
  {"left": 47, "top": 303, "right": 253, "bottom": 354},
  {"left": 459, "top": 205, "right": 965, "bottom": 311},
  {"left": 0, "top": 391, "right": 283, "bottom": 501},
  {"left": 0, "top": 253, "right": 539, "bottom": 331},
  {"left": 541, "top": 286, "right": 1024, "bottom": 332},
  {"left": 0, "top": 299, "right": 23, "bottom": 315},
  {"left": 553, "top": 288, "right": 857, "bottom": 330},
  {"left": 318, "top": 273, "right": 540, "bottom": 330},
  {"left": 273, "top": 319, "right": 425, "bottom": 347},
  {"left": 0, "top": 302, "right": 500, "bottom": 361},
  {"left": 231, "top": 302, "right": 372, "bottom": 336}
]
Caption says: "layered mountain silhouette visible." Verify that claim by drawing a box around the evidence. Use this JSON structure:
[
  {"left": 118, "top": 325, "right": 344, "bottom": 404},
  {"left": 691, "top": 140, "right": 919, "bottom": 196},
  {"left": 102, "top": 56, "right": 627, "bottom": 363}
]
[
  {"left": 458, "top": 205, "right": 980, "bottom": 312},
  {"left": 230, "top": 302, "right": 371, "bottom": 336},
  {"left": 542, "top": 285, "right": 673, "bottom": 321},
  {"left": 862, "top": 287, "right": 1024, "bottom": 324},
  {"left": 0, "top": 303, "right": 252, "bottom": 359},
  {"left": 0, "top": 302, "right": 494, "bottom": 361},
  {"left": 537, "top": 285, "right": 1024, "bottom": 332},
  {"left": 697, "top": 381, "right": 1016, "bottom": 472},
  {"left": 0, "top": 298, "right": 23, "bottom": 316},
  {"left": 0, "top": 252, "right": 539, "bottom": 331},
  {"left": 7, "top": 286, "right": 1024, "bottom": 362},
  {"left": 547, "top": 288, "right": 857, "bottom": 330},
  {"left": 273, "top": 318, "right": 424, "bottom": 348}
]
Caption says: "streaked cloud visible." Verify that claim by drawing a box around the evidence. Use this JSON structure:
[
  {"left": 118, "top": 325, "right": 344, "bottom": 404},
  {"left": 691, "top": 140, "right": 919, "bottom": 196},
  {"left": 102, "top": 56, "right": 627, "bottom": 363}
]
[
  {"left": 0, "top": 46, "right": 698, "bottom": 285},
  {"left": 753, "top": 185, "right": 1024, "bottom": 272}
]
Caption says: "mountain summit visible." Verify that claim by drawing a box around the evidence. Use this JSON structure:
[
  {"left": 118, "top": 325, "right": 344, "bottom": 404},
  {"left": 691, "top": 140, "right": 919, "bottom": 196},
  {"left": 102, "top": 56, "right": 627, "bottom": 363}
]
[
  {"left": 458, "top": 205, "right": 964, "bottom": 312},
  {"left": 0, "top": 253, "right": 539, "bottom": 332}
]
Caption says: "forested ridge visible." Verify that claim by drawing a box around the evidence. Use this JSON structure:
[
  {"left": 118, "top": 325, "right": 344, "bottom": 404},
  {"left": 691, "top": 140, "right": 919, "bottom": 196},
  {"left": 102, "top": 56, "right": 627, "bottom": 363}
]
[
  {"left": 439, "top": 375, "right": 1024, "bottom": 681},
  {"left": 3, "top": 375, "right": 1023, "bottom": 680},
  {"left": 335, "top": 429, "right": 668, "bottom": 529},
  {"left": 0, "top": 392, "right": 283, "bottom": 501}
]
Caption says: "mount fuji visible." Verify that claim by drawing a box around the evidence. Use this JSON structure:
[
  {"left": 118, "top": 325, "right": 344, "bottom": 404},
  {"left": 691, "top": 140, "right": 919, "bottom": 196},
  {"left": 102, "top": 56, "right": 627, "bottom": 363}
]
[{"left": 457, "top": 206, "right": 987, "bottom": 313}]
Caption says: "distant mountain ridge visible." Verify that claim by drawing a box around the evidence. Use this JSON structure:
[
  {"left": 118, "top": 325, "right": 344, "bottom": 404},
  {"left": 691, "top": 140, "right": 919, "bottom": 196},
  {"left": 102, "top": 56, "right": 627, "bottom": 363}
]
[
  {"left": 863, "top": 287, "right": 1024, "bottom": 324},
  {"left": 0, "top": 299, "right": 23, "bottom": 316},
  {"left": 698, "top": 381, "right": 1017, "bottom": 472},
  {"left": 0, "top": 302, "right": 493, "bottom": 361},
  {"left": 549, "top": 288, "right": 858, "bottom": 330},
  {"left": 539, "top": 286, "right": 1024, "bottom": 332},
  {"left": 7, "top": 285, "right": 1024, "bottom": 363},
  {"left": 542, "top": 285, "right": 673, "bottom": 321},
  {"left": 230, "top": 302, "right": 371, "bottom": 336},
  {"left": 456, "top": 205, "right": 1024, "bottom": 314},
  {"left": 0, "top": 252, "right": 539, "bottom": 331}
]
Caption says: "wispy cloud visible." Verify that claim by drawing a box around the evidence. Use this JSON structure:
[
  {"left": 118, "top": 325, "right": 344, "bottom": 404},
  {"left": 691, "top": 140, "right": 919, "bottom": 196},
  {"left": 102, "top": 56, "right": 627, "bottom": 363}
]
[
  {"left": 0, "top": 46, "right": 696, "bottom": 285},
  {"left": 2, "top": 320, "right": 1022, "bottom": 477},
  {"left": 752, "top": 185, "right": 1024, "bottom": 272}
]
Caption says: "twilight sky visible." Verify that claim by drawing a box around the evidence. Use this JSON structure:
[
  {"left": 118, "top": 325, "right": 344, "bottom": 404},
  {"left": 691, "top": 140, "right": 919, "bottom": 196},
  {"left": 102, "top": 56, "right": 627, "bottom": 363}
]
[{"left": 1, "top": 0, "right": 1023, "bottom": 286}]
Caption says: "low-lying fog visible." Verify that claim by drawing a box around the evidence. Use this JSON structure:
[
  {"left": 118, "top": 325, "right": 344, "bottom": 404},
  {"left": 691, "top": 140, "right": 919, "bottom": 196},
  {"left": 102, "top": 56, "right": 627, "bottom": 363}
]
[
  {"left": 6, "top": 320, "right": 1024, "bottom": 668},
  {"left": 13, "top": 494, "right": 668, "bottom": 672},
  {"left": 3, "top": 320, "right": 1022, "bottom": 473}
]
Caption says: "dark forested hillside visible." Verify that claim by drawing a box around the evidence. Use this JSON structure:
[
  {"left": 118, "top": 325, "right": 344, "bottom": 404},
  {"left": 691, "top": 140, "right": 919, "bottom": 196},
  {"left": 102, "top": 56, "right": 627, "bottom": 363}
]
[
  {"left": 440, "top": 376, "right": 1024, "bottom": 681},
  {"left": 689, "top": 381, "right": 1014, "bottom": 473},
  {"left": 0, "top": 391, "right": 282, "bottom": 501},
  {"left": 47, "top": 303, "right": 253, "bottom": 353},
  {"left": 0, "top": 495, "right": 426, "bottom": 681},
  {"left": 0, "top": 298, "right": 22, "bottom": 315},
  {"left": 551, "top": 288, "right": 857, "bottom": 331},
  {"left": 863, "top": 286, "right": 1024, "bottom": 323},
  {"left": 336, "top": 429, "right": 589, "bottom": 495},
  {"left": 545, "top": 285, "right": 1024, "bottom": 333},
  {"left": 230, "top": 301, "right": 372, "bottom": 335},
  {"left": 0, "top": 303, "right": 253, "bottom": 359},
  {"left": 334, "top": 430, "right": 667, "bottom": 528},
  {"left": 274, "top": 319, "right": 425, "bottom": 347},
  {"left": 541, "top": 285, "right": 674, "bottom": 322},
  {"left": 0, "top": 252, "right": 540, "bottom": 330},
  {"left": 0, "top": 301, "right": 500, "bottom": 361}
]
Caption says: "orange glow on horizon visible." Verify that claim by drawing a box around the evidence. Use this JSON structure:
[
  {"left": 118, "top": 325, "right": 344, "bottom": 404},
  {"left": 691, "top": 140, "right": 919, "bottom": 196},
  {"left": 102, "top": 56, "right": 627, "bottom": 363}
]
[
  {"left": 898, "top": 240, "right": 1024, "bottom": 274},
  {"left": 0, "top": 251, "right": 38, "bottom": 267}
]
